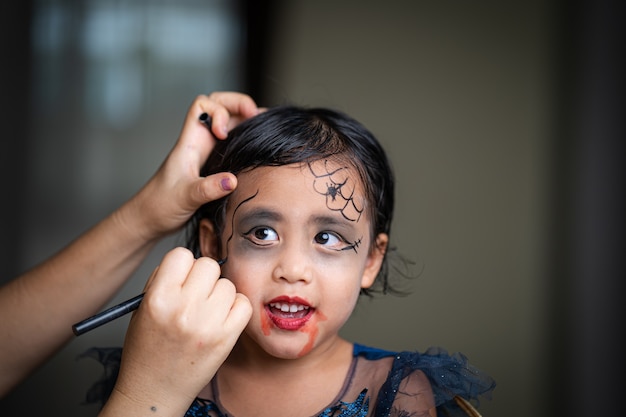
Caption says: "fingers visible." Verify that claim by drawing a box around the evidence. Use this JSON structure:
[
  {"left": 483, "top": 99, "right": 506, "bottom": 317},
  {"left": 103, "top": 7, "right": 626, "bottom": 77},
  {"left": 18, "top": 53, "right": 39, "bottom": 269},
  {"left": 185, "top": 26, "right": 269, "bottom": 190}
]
[
  {"left": 206, "top": 280, "right": 252, "bottom": 325},
  {"left": 204, "top": 91, "right": 259, "bottom": 138},
  {"left": 144, "top": 247, "right": 195, "bottom": 295},
  {"left": 140, "top": 247, "right": 249, "bottom": 335},
  {"left": 206, "top": 91, "right": 258, "bottom": 117},
  {"left": 188, "top": 92, "right": 259, "bottom": 140},
  {"left": 176, "top": 91, "right": 259, "bottom": 177},
  {"left": 180, "top": 256, "right": 221, "bottom": 301},
  {"left": 227, "top": 293, "right": 253, "bottom": 334}
]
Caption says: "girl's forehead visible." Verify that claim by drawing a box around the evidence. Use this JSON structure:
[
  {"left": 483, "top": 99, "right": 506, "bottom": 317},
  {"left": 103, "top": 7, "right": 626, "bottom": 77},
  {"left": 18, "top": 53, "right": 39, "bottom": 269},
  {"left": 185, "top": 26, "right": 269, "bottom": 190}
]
[
  {"left": 230, "top": 161, "right": 367, "bottom": 222},
  {"left": 240, "top": 160, "right": 362, "bottom": 189}
]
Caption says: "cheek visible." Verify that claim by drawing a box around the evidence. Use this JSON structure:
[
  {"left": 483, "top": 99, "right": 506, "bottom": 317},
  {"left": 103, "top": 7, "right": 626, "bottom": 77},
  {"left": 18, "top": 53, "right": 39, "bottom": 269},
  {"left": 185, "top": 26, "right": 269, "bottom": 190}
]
[
  {"left": 297, "top": 310, "right": 327, "bottom": 357},
  {"left": 220, "top": 262, "right": 260, "bottom": 300},
  {"left": 261, "top": 311, "right": 271, "bottom": 336}
]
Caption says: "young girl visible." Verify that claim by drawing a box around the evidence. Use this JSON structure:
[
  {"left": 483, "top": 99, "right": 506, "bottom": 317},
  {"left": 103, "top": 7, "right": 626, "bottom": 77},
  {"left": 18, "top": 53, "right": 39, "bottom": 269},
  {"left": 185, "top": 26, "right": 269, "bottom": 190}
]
[{"left": 91, "top": 102, "right": 495, "bottom": 417}]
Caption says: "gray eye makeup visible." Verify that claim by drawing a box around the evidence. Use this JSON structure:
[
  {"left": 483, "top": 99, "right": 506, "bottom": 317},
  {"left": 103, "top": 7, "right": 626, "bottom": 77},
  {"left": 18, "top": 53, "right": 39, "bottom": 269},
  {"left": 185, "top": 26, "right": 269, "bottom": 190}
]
[
  {"left": 308, "top": 161, "right": 364, "bottom": 223},
  {"left": 314, "top": 232, "right": 362, "bottom": 254},
  {"left": 313, "top": 231, "right": 362, "bottom": 253},
  {"left": 344, "top": 236, "right": 362, "bottom": 253},
  {"left": 224, "top": 190, "right": 260, "bottom": 258},
  {"left": 242, "top": 225, "right": 279, "bottom": 246}
]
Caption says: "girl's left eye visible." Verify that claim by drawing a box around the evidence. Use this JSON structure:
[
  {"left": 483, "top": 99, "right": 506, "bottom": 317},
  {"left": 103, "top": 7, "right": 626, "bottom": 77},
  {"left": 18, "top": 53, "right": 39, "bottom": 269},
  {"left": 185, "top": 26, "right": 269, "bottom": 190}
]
[
  {"left": 314, "top": 231, "right": 343, "bottom": 248},
  {"left": 248, "top": 227, "right": 278, "bottom": 241}
]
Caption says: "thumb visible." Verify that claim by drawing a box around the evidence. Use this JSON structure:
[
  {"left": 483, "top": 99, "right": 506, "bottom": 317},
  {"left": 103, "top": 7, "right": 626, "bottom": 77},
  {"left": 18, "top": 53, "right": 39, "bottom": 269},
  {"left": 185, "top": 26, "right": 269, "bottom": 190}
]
[{"left": 188, "top": 172, "right": 238, "bottom": 208}]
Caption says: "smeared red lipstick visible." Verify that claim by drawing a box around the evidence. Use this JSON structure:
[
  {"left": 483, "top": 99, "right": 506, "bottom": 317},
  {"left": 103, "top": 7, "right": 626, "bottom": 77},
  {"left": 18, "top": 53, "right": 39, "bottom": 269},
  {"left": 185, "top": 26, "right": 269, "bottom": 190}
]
[{"left": 265, "top": 296, "right": 314, "bottom": 331}]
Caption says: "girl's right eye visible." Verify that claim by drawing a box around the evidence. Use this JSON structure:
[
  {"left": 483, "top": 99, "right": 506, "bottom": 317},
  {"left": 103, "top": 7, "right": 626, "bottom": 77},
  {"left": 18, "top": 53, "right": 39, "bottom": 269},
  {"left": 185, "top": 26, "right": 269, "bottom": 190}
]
[{"left": 243, "top": 226, "right": 279, "bottom": 245}]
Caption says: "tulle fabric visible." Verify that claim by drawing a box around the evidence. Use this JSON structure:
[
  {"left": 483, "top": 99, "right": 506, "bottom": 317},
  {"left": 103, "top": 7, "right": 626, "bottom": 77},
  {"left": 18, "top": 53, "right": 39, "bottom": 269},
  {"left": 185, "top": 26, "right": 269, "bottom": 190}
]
[
  {"left": 355, "top": 345, "right": 496, "bottom": 416},
  {"left": 82, "top": 344, "right": 495, "bottom": 417}
]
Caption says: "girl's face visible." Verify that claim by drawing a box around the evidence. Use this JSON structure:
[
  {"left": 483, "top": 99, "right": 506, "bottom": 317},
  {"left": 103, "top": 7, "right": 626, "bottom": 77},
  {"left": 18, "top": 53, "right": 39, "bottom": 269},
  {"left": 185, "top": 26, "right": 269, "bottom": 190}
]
[{"left": 200, "top": 160, "right": 387, "bottom": 360}]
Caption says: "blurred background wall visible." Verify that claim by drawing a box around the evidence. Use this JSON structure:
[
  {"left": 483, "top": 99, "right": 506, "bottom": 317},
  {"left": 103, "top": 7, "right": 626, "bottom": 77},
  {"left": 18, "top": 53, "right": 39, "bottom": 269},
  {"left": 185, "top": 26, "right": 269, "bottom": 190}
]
[{"left": 1, "top": 1, "right": 623, "bottom": 417}]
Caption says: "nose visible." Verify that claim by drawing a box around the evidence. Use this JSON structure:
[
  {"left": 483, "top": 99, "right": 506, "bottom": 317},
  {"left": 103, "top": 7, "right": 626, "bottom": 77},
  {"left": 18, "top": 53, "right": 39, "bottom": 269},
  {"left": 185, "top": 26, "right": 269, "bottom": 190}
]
[{"left": 271, "top": 243, "right": 313, "bottom": 284}]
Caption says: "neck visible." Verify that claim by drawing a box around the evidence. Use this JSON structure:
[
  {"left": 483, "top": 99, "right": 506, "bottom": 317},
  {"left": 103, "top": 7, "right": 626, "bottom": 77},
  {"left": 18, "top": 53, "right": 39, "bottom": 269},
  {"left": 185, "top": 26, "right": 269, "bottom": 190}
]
[
  {"left": 212, "top": 335, "right": 355, "bottom": 417},
  {"left": 223, "top": 333, "right": 352, "bottom": 377}
]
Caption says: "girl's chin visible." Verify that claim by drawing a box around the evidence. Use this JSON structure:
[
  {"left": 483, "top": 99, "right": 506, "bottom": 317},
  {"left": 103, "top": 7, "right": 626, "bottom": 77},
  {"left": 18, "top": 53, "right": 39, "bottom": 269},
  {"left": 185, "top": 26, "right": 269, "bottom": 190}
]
[{"left": 240, "top": 330, "right": 318, "bottom": 360}]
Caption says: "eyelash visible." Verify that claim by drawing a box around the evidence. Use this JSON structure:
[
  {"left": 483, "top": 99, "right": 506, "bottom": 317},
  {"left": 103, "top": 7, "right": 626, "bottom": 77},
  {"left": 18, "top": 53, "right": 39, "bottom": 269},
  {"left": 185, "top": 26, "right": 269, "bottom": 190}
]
[
  {"left": 242, "top": 226, "right": 277, "bottom": 246},
  {"left": 242, "top": 226, "right": 358, "bottom": 252}
]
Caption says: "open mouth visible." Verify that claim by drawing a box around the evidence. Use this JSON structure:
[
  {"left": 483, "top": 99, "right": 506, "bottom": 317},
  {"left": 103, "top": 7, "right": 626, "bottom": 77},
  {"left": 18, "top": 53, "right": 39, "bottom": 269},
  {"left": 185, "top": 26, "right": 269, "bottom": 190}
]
[
  {"left": 265, "top": 301, "right": 314, "bottom": 330},
  {"left": 269, "top": 302, "right": 310, "bottom": 317}
]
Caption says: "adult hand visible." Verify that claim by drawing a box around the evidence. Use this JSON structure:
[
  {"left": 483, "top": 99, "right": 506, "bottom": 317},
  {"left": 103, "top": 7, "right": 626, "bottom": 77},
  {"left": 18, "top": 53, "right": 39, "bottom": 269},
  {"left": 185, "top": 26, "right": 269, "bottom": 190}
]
[
  {"left": 100, "top": 247, "right": 252, "bottom": 417},
  {"left": 117, "top": 92, "right": 259, "bottom": 242},
  {"left": 0, "top": 92, "right": 259, "bottom": 398}
]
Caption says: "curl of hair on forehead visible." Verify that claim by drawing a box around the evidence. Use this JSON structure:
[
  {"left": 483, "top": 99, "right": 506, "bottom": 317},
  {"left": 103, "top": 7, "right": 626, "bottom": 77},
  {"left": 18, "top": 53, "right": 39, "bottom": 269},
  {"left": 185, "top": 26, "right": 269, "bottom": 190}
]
[{"left": 185, "top": 105, "right": 414, "bottom": 296}]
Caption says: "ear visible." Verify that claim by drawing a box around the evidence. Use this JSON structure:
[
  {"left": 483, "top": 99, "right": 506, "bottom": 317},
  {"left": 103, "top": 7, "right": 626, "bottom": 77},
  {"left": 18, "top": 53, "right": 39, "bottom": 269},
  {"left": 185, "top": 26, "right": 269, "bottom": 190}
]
[
  {"left": 199, "top": 218, "right": 220, "bottom": 260},
  {"left": 361, "top": 233, "right": 389, "bottom": 289}
]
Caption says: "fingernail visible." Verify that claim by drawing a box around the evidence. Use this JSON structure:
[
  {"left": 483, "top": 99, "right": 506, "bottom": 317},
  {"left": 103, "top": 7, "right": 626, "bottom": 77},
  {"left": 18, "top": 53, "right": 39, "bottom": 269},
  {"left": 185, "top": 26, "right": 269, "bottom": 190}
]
[{"left": 221, "top": 177, "right": 233, "bottom": 191}]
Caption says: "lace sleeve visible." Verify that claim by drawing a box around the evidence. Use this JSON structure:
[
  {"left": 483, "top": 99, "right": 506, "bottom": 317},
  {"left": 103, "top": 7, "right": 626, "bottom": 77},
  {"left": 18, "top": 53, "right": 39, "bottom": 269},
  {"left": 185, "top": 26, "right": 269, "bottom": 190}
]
[
  {"left": 373, "top": 348, "right": 495, "bottom": 417},
  {"left": 391, "top": 368, "right": 437, "bottom": 417}
]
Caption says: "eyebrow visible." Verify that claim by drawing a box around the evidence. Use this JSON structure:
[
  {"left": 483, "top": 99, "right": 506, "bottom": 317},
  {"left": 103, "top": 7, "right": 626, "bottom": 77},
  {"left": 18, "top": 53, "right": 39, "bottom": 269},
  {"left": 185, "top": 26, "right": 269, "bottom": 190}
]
[
  {"left": 309, "top": 214, "right": 356, "bottom": 230},
  {"left": 236, "top": 207, "right": 357, "bottom": 231},
  {"left": 237, "top": 208, "right": 283, "bottom": 225}
]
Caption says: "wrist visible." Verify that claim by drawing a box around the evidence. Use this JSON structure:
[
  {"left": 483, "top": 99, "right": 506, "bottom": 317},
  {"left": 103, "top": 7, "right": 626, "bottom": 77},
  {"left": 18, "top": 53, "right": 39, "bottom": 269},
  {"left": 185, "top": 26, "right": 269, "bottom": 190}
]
[
  {"left": 112, "top": 192, "right": 163, "bottom": 244},
  {"left": 99, "top": 386, "right": 193, "bottom": 417}
]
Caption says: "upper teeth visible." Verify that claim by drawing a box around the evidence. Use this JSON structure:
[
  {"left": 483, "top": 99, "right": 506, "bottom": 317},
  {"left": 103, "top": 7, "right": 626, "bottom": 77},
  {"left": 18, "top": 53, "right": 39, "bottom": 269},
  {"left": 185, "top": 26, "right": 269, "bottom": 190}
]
[{"left": 270, "top": 302, "right": 310, "bottom": 313}]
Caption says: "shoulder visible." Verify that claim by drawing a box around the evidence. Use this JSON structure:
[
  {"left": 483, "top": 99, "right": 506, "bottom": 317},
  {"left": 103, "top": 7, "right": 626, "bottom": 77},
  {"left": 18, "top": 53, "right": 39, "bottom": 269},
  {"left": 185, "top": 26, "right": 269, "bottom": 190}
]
[
  {"left": 353, "top": 344, "right": 496, "bottom": 416},
  {"left": 400, "top": 347, "right": 496, "bottom": 416}
]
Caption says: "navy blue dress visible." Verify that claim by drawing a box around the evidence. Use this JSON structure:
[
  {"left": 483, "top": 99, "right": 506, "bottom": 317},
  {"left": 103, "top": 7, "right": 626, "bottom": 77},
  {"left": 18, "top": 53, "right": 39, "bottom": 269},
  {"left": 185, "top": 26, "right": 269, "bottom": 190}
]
[{"left": 82, "top": 344, "right": 495, "bottom": 417}]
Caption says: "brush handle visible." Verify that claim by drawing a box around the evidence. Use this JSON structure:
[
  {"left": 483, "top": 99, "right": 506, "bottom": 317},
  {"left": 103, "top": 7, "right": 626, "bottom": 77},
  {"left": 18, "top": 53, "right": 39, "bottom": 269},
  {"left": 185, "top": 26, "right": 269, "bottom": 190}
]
[{"left": 72, "top": 293, "right": 144, "bottom": 336}]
